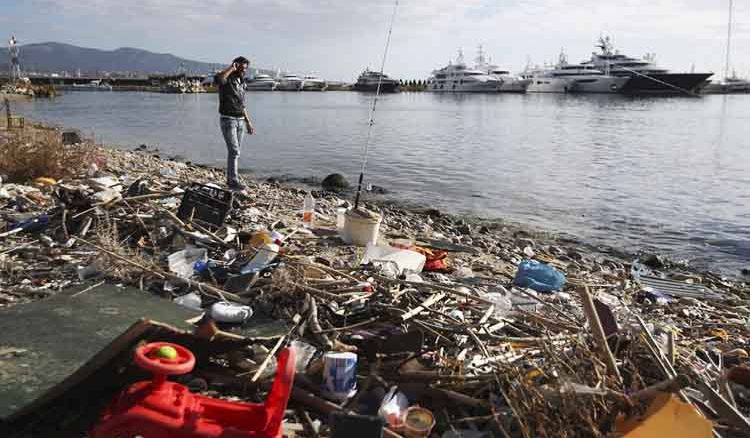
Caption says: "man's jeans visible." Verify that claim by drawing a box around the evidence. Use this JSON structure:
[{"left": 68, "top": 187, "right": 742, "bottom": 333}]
[{"left": 220, "top": 116, "right": 245, "bottom": 186}]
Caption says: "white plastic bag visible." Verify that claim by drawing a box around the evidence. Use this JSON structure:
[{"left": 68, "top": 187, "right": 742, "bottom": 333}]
[{"left": 378, "top": 386, "right": 409, "bottom": 428}]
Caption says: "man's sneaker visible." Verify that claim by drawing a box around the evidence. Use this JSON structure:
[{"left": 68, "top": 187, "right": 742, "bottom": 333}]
[{"left": 228, "top": 182, "right": 247, "bottom": 192}]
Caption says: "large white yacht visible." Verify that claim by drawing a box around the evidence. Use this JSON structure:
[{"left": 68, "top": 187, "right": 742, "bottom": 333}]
[
  {"left": 427, "top": 50, "right": 501, "bottom": 92},
  {"left": 245, "top": 73, "right": 277, "bottom": 91},
  {"left": 301, "top": 75, "right": 327, "bottom": 91},
  {"left": 473, "top": 46, "right": 530, "bottom": 93},
  {"left": 276, "top": 74, "right": 304, "bottom": 91},
  {"left": 521, "top": 51, "right": 629, "bottom": 93}
]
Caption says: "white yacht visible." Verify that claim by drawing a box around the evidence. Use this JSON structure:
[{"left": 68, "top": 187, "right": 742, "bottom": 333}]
[
  {"left": 245, "top": 73, "right": 277, "bottom": 91},
  {"left": 276, "top": 74, "right": 304, "bottom": 91},
  {"left": 473, "top": 46, "right": 530, "bottom": 93},
  {"left": 427, "top": 50, "right": 501, "bottom": 93},
  {"left": 301, "top": 75, "right": 327, "bottom": 91},
  {"left": 521, "top": 52, "right": 629, "bottom": 93}
]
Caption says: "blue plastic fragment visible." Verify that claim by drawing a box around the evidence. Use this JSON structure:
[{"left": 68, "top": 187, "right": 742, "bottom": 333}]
[
  {"left": 513, "top": 259, "right": 566, "bottom": 292},
  {"left": 10, "top": 214, "right": 50, "bottom": 234}
]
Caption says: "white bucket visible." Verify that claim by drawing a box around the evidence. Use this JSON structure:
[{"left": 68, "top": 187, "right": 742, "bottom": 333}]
[{"left": 342, "top": 211, "right": 382, "bottom": 247}]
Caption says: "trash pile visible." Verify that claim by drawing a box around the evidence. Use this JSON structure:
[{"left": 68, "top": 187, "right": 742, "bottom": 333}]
[{"left": 1, "top": 124, "right": 750, "bottom": 437}]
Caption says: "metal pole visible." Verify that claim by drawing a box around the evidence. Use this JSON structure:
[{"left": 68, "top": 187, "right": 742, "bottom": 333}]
[{"left": 724, "top": 0, "right": 734, "bottom": 81}]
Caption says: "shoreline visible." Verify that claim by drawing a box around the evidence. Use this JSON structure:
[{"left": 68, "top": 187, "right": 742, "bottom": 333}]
[{"left": 2, "top": 117, "right": 745, "bottom": 292}]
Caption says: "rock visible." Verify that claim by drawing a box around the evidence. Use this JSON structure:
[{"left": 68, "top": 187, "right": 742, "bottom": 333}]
[
  {"left": 478, "top": 226, "right": 491, "bottom": 234},
  {"left": 456, "top": 224, "right": 472, "bottom": 236},
  {"left": 321, "top": 173, "right": 349, "bottom": 192},
  {"left": 61, "top": 130, "right": 83, "bottom": 145},
  {"left": 424, "top": 208, "right": 442, "bottom": 218},
  {"left": 741, "top": 268, "right": 750, "bottom": 276},
  {"left": 642, "top": 254, "right": 665, "bottom": 269},
  {"left": 135, "top": 144, "right": 148, "bottom": 151},
  {"left": 367, "top": 185, "right": 388, "bottom": 194}
]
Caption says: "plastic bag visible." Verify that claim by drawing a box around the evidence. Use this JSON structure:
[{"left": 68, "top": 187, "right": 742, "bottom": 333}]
[
  {"left": 378, "top": 386, "right": 409, "bottom": 428},
  {"left": 513, "top": 259, "right": 566, "bottom": 292}
]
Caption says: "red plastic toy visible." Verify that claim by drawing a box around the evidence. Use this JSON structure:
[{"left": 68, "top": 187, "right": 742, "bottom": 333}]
[{"left": 91, "top": 342, "right": 296, "bottom": 438}]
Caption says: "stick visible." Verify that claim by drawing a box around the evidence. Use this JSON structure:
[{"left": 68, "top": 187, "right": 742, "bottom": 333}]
[
  {"left": 74, "top": 236, "right": 166, "bottom": 279},
  {"left": 628, "top": 374, "right": 690, "bottom": 403},
  {"left": 374, "top": 274, "right": 495, "bottom": 305},
  {"left": 401, "top": 292, "right": 446, "bottom": 321},
  {"left": 250, "top": 320, "right": 296, "bottom": 382},
  {"left": 73, "top": 236, "right": 244, "bottom": 303},
  {"left": 667, "top": 330, "right": 676, "bottom": 366},
  {"left": 580, "top": 285, "right": 622, "bottom": 384},
  {"left": 71, "top": 280, "right": 105, "bottom": 297},
  {"left": 695, "top": 379, "right": 750, "bottom": 430}
]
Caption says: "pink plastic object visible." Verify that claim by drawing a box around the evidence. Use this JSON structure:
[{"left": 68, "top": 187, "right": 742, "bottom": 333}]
[{"left": 91, "top": 342, "right": 296, "bottom": 438}]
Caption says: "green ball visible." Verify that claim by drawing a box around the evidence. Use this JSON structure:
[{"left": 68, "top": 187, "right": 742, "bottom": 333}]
[{"left": 155, "top": 346, "right": 178, "bottom": 359}]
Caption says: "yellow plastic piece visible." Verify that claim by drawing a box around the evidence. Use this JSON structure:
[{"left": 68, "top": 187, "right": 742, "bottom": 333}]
[
  {"left": 616, "top": 393, "right": 712, "bottom": 438},
  {"left": 33, "top": 177, "right": 57, "bottom": 187}
]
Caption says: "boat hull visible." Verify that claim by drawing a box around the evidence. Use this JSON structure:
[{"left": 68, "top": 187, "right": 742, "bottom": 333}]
[
  {"left": 246, "top": 82, "right": 276, "bottom": 91},
  {"left": 302, "top": 82, "right": 327, "bottom": 91},
  {"left": 498, "top": 78, "right": 531, "bottom": 93},
  {"left": 619, "top": 73, "right": 713, "bottom": 95},
  {"left": 526, "top": 78, "right": 571, "bottom": 93},
  {"left": 353, "top": 81, "right": 400, "bottom": 93},
  {"left": 702, "top": 80, "right": 750, "bottom": 94},
  {"left": 570, "top": 76, "right": 629, "bottom": 93},
  {"left": 276, "top": 81, "right": 303, "bottom": 91},
  {"left": 429, "top": 80, "right": 500, "bottom": 92}
]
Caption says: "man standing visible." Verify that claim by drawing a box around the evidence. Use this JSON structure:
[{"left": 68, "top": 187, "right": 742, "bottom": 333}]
[{"left": 215, "top": 57, "right": 254, "bottom": 191}]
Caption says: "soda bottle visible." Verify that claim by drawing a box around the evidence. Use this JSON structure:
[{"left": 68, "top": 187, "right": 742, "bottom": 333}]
[{"left": 303, "top": 192, "right": 315, "bottom": 228}]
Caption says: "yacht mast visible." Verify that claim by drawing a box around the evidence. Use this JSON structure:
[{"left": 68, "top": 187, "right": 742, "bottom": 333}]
[{"left": 724, "top": 0, "right": 733, "bottom": 80}]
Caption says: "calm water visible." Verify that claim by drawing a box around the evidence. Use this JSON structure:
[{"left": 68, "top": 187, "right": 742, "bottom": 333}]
[{"left": 13, "top": 91, "right": 750, "bottom": 276}]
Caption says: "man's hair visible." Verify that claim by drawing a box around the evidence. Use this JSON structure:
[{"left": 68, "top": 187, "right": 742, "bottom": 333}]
[{"left": 233, "top": 56, "right": 249, "bottom": 66}]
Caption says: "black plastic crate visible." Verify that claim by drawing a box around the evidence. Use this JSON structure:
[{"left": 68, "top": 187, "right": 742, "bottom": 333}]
[{"left": 176, "top": 183, "right": 233, "bottom": 228}]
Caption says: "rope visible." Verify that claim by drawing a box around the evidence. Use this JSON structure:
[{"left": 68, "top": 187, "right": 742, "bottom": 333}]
[
  {"left": 354, "top": 0, "right": 399, "bottom": 209},
  {"left": 617, "top": 65, "right": 700, "bottom": 97}
]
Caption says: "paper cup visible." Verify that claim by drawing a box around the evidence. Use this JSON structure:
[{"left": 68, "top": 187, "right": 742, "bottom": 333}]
[{"left": 322, "top": 352, "right": 358, "bottom": 401}]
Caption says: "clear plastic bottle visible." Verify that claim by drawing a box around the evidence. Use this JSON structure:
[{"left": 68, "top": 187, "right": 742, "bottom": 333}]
[{"left": 303, "top": 192, "right": 315, "bottom": 228}]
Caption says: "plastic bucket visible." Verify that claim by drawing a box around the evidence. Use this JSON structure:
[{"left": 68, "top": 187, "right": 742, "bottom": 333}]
[
  {"left": 402, "top": 407, "right": 435, "bottom": 438},
  {"left": 342, "top": 211, "right": 382, "bottom": 247}
]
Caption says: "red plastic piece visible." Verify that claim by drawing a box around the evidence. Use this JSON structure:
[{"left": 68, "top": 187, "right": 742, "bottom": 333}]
[{"left": 91, "top": 342, "right": 296, "bottom": 438}]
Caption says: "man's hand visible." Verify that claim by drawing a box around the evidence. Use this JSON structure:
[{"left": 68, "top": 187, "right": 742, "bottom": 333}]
[{"left": 245, "top": 120, "right": 255, "bottom": 135}]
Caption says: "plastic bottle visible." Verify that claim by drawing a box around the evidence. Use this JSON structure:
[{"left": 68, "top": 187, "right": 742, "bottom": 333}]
[{"left": 302, "top": 192, "right": 315, "bottom": 228}]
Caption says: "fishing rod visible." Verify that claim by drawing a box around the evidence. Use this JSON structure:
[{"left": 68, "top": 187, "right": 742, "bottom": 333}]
[{"left": 354, "top": 0, "right": 399, "bottom": 209}]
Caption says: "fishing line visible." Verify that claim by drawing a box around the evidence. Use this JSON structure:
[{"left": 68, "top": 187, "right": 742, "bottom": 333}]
[{"left": 354, "top": 0, "right": 399, "bottom": 209}]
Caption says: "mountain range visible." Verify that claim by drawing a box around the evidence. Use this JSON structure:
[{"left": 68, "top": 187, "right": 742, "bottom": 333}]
[{"left": 0, "top": 42, "right": 228, "bottom": 75}]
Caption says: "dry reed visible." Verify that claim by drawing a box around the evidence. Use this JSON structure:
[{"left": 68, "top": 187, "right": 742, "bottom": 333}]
[{"left": 0, "top": 125, "right": 94, "bottom": 183}]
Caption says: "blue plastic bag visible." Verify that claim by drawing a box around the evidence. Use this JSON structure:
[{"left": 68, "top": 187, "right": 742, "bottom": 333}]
[{"left": 513, "top": 259, "right": 566, "bottom": 292}]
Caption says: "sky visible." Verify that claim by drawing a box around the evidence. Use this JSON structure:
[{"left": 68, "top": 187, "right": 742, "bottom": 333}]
[{"left": 4, "top": 0, "right": 749, "bottom": 81}]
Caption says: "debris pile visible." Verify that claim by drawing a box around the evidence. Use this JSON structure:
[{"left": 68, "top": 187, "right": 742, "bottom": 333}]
[{"left": 1, "top": 123, "right": 749, "bottom": 437}]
